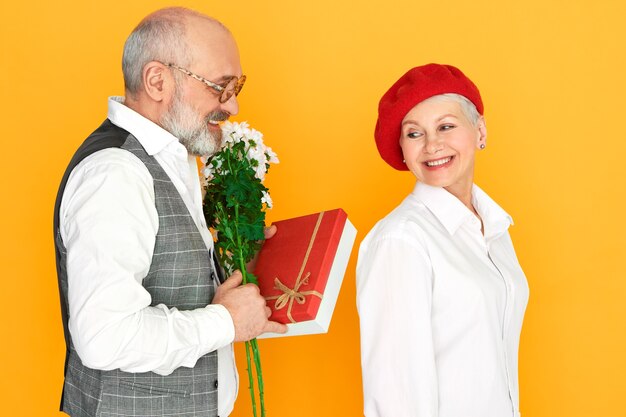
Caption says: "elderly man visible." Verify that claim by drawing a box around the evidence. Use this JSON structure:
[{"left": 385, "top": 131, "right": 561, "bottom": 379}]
[{"left": 53, "top": 7, "right": 286, "bottom": 417}]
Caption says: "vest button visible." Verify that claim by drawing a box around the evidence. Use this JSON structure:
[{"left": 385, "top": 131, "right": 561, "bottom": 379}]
[{"left": 214, "top": 379, "right": 218, "bottom": 389}]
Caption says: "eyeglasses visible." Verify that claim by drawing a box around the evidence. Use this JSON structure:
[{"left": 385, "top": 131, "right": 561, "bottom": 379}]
[{"left": 165, "top": 63, "right": 246, "bottom": 103}]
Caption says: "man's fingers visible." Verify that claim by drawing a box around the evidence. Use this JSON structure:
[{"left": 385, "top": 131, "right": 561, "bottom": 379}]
[
  {"left": 263, "top": 321, "right": 288, "bottom": 334},
  {"left": 221, "top": 270, "right": 242, "bottom": 289},
  {"left": 263, "top": 224, "right": 277, "bottom": 240},
  {"left": 265, "top": 306, "right": 272, "bottom": 318}
]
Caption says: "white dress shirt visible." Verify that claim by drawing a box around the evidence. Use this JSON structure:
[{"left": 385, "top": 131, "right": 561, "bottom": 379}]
[
  {"left": 60, "top": 96, "right": 238, "bottom": 416},
  {"left": 357, "top": 182, "right": 529, "bottom": 417}
]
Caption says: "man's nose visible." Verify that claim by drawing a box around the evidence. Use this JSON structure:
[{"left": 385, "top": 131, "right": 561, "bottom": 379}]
[{"left": 220, "top": 94, "right": 239, "bottom": 116}]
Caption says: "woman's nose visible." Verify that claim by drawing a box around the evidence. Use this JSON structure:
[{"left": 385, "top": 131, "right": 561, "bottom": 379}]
[{"left": 424, "top": 135, "right": 444, "bottom": 154}]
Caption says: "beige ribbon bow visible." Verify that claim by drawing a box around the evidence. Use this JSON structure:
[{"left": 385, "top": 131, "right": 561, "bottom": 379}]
[{"left": 267, "top": 273, "right": 323, "bottom": 323}]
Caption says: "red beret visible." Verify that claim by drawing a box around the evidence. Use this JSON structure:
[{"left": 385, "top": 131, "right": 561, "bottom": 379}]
[{"left": 374, "top": 63, "right": 483, "bottom": 170}]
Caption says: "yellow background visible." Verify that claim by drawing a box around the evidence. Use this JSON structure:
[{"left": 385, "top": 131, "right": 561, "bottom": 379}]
[{"left": 1, "top": 0, "right": 625, "bottom": 416}]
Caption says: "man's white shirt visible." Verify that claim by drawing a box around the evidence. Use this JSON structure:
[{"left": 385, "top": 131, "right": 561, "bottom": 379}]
[{"left": 60, "top": 96, "right": 237, "bottom": 416}]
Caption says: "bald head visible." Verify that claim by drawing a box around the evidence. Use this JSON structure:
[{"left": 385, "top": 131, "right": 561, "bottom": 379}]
[{"left": 122, "top": 7, "right": 231, "bottom": 97}]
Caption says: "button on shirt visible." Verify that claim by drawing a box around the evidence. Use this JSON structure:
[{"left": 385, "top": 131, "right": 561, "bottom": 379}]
[
  {"left": 357, "top": 182, "right": 529, "bottom": 417},
  {"left": 60, "top": 97, "right": 238, "bottom": 417}
]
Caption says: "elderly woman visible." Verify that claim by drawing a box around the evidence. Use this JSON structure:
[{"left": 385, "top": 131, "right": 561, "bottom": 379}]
[{"left": 357, "top": 64, "right": 529, "bottom": 417}]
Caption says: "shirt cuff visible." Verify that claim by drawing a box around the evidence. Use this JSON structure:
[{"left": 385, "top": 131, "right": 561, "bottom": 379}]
[{"left": 196, "top": 304, "right": 235, "bottom": 352}]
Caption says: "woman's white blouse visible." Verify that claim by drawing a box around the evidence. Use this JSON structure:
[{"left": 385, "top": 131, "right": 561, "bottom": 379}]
[{"left": 357, "top": 183, "right": 529, "bottom": 417}]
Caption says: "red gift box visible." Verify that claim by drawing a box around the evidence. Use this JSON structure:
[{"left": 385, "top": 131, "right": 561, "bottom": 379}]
[{"left": 254, "top": 208, "right": 357, "bottom": 338}]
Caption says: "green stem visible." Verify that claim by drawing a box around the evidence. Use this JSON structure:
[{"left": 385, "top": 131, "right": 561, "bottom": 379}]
[
  {"left": 233, "top": 200, "right": 265, "bottom": 416},
  {"left": 245, "top": 340, "right": 258, "bottom": 417},
  {"left": 233, "top": 203, "right": 248, "bottom": 283},
  {"left": 251, "top": 338, "right": 265, "bottom": 417}
]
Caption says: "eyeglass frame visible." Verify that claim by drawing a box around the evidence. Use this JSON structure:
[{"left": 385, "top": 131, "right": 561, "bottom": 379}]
[{"left": 164, "top": 62, "right": 246, "bottom": 103}]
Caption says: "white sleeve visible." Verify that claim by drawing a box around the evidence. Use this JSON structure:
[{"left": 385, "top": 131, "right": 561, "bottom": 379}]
[
  {"left": 60, "top": 149, "right": 234, "bottom": 376},
  {"left": 356, "top": 234, "right": 438, "bottom": 417}
]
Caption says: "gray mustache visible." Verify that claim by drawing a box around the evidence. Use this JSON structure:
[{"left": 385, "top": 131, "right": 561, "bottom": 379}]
[{"left": 207, "top": 111, "right": 229, "bottom": 123}]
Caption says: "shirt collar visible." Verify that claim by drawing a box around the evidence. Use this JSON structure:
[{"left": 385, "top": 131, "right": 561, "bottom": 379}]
[
  {"left": 107, "top": 96, "right": 180, "bottom": 156},
  {"left": 471, "top": 184, "right": 514, "bottom": 241},
  {"left": 410, "top": 182, "right": 513, "bottom": 239}
]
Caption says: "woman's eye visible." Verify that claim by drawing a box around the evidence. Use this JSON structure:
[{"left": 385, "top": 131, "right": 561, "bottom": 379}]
[
  {"left": 406, "top": 131, "right": 423, "bottom": 139},
  {"left": 440, "top": 124, "right": 456, "bottom": 131}
]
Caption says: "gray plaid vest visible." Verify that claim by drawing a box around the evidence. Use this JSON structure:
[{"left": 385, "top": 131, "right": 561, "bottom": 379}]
[{"left": 54, "top": 120, "right": 222, "bottom": 416}]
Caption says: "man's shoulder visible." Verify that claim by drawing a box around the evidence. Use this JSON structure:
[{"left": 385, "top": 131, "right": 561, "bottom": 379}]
[
  {"left": 67, "top": 119, "right": 146, "bottom": 179},
  {"left": 77, "top": 119, "right": 132, "bottom": 156},
  {"left": 60, "top": 147, "right": 154, "bottom": 222},
  {"left": 73, "top": 147, "right": 147, "bottom": 175},
  {"left": 61, "top": 119, "right": 133, "bottom": 176}
]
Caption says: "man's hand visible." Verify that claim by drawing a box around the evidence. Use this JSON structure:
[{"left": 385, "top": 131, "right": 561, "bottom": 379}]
[{"left": 213, "top": 270, "right": 288, "bottom": 341}]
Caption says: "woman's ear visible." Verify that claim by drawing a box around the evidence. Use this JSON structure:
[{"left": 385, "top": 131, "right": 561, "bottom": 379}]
[{"left": 477, "top": 116, "right": 487, "bottom": 149}]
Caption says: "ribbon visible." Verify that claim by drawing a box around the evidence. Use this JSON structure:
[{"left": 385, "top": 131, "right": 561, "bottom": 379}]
[{"left": 265, "top": 212, "right": 325, "bottom": 323}]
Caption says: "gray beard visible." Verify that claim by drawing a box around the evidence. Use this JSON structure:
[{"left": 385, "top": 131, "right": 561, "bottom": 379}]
[{"left": 160, "top": 92, "right": 223, "bottom": 157}]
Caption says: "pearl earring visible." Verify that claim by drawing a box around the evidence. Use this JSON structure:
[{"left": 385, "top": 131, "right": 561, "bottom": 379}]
[
  {"left": 403, "top": 159, "right": 406, "bottom": 163},
  {"left": 480, "top": 144, "right": 486, "bottom": 149}
]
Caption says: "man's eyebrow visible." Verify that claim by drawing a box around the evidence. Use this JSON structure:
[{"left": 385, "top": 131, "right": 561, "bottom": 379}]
[{"left": 216, "top": 75, "right": 237, "bottom": 83}]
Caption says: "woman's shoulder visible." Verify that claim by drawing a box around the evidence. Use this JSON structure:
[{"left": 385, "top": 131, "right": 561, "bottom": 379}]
[{"left": 362, "top": 195, "right": 431, "bottom": 247}]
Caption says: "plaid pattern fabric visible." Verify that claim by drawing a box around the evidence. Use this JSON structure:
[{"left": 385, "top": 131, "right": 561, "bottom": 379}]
[{"left": 57, "top": 123, "right": 219, "bottom": 416}]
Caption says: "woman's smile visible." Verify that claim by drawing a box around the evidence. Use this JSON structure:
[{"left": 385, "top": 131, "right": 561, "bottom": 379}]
[{"left": 423, "top": 155, "right": 454, "bottom": 169}]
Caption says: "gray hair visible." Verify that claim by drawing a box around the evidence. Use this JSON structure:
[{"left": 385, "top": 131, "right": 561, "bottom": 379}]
[
  {"left": 122, "top": 8, "right": 203, "bottom": 96},
  {"left": 425, "top": 93, "right": 482, "bottom": 126}
]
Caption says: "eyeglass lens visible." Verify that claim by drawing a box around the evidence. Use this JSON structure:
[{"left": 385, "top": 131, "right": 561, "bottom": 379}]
[{"left": 219, "top": 76, "right": 246, "bottom": 103}]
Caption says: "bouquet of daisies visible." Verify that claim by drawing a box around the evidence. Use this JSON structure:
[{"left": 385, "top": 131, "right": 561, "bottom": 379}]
[{"left": 202, "top": 121, "right": 278, "bottom": 417}]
